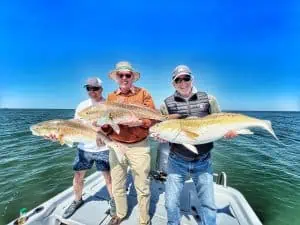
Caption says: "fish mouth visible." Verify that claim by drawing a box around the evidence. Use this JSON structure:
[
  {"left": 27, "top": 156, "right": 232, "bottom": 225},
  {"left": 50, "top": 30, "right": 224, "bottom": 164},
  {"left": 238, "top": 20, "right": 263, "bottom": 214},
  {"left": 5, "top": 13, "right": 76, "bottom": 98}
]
[{"left": 30, "top": 125, "right": 39, "bottom": 135}]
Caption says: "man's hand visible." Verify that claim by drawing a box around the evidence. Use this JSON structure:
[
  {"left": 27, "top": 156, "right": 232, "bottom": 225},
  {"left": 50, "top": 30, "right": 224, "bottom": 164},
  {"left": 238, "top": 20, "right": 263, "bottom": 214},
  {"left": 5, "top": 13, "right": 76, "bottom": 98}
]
[
  {"left": 92, "top": 121, "right": 104, "bottom": 132},
  {"left": 96, "top": 134, "right": 105, "bottom": 146},
  {"left": 224, "top": 130, "right": 238, "bottom": 139},
  {"left": 119, "top": 119, "right": 143, "bottom": 127},
  {"left": 151, "top": 133, "right": 168, "bottom": 143},
  {"left": 44, "top": 134, "right": 60, "bottom": 142},
  {"left": 92, "top": 121, "right": 113, "bottom": 134},
  {"left": 92, "top": 121, "right": 107, "bottom": 146}
]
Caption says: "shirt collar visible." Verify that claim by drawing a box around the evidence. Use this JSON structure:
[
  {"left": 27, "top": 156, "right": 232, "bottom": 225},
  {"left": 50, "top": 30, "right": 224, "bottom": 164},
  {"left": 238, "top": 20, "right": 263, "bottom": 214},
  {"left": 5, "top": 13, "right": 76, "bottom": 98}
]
[{"left": 115, "top": 86, "right": 137, "bottom": 95}]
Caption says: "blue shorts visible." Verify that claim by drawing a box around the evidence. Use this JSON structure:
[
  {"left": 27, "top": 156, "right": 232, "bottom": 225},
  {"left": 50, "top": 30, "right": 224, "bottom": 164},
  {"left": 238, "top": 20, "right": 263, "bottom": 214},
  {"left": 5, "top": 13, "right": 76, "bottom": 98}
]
[{"left": 73, "top": 149, "right": 110, "bottom": 172}]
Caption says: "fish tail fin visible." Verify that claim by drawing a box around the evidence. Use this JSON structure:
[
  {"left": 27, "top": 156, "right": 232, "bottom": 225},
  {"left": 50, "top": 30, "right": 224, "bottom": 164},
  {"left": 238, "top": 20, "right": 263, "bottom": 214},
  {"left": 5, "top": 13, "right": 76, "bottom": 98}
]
[{"left": 263, "top": 120, "right": 279, "bottom": 140}]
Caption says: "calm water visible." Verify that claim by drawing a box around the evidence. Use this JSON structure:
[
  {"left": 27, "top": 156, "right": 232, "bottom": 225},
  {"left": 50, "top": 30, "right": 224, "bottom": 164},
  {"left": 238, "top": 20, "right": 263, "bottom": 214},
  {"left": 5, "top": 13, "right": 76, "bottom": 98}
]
[{"left": 0, "top": 109, "right": 299, "bottom": 225}]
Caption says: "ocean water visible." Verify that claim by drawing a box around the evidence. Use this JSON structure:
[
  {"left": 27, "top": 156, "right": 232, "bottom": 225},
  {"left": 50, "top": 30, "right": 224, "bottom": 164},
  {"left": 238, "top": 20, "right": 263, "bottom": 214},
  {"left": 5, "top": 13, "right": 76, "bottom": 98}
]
[{"left": 0, "top": 109, "right": 299, "bottom": 225}]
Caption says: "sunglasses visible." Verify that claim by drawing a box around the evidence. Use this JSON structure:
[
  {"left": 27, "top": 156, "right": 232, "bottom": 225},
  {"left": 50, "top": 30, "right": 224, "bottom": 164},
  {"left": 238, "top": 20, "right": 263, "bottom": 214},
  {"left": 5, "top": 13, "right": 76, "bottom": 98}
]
[
  {"left": 174, "top": 76, "right": 191, "bottom": 84},
  {"left": 86, "top": 86, "right": 101, "bottom": 91},
  {"left": 117, "top": 73, "right": 132, "bottom": 79}
]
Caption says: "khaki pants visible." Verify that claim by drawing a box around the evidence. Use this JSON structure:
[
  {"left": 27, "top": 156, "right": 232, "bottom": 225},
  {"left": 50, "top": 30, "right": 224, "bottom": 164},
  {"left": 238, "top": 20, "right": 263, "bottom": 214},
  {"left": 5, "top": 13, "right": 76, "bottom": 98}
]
[{"left": 109, "top": 139, "right": 151, "bottom": 225}]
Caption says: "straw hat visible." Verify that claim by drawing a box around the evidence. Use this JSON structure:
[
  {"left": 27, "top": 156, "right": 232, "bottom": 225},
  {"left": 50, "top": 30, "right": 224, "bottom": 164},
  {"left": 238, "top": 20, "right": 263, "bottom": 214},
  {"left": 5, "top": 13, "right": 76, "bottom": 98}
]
[{"left": 109, "top": 61, "right": 140, "bottom": 82}]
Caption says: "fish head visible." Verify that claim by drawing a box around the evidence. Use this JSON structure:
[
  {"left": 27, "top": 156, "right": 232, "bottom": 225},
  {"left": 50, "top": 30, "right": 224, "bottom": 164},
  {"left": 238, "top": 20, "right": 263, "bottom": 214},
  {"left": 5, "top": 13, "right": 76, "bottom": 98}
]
[
  {"left": 77, "top": 104, "right": 107, "bottom": 120},
  {"left": 149, "top": 120, "right": 181, "bottom": 141},
  {"left": 30, "top": 120, "right": 62, "bottom": 137}
]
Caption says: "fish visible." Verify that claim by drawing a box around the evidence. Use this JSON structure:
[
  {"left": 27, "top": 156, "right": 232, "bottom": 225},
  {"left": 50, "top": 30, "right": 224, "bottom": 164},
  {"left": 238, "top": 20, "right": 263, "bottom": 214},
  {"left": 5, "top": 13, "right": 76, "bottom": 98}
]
[
  {"left": 149, "top": 113, "right": 278, "bottom": 154},
  {"left": 77, "top": 102, "right": 178, "bottom": 134},
  {"left": 30, "top": 119, "right": 128, "bottom": 162}
]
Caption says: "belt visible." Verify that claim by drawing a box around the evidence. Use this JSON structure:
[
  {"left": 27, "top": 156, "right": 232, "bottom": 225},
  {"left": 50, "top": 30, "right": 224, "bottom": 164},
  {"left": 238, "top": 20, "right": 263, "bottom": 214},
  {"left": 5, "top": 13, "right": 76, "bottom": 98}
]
[
  {"left": 118, "top": 137, "right": 147, "bottom": 145},
  {"left": 172, "top": 151, "right": 202, "bottom": 162}
]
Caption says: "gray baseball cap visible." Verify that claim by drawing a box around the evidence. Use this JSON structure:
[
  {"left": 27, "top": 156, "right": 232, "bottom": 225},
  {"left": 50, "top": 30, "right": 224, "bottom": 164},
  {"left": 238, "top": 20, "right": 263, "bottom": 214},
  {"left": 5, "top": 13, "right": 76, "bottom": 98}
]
[
  {"left": 84, "top": 77, "right": 103, "bottom": 87},
  {"left": 172, "top": 65, "right": 193, "bottom": 81}
]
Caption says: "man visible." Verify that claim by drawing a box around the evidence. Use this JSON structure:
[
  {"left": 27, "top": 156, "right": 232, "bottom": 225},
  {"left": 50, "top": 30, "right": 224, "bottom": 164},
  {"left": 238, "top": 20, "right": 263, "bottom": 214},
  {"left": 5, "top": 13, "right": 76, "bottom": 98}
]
[
  {"left": 48, "top": 77, "right": 115, "bottom": 218},
  {"left": 102, "top": 61, "right": 155, "bottom": 225},
  {"left": 159, "top": 65, "right": 237, "bottom": 225}
]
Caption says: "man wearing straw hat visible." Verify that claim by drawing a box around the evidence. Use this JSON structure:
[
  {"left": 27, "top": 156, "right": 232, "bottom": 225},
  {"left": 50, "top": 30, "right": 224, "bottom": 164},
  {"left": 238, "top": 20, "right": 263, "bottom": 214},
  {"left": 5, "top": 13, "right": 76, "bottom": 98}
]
[{"left": 102, "top": 61, "right": 155, "bottom": 225}]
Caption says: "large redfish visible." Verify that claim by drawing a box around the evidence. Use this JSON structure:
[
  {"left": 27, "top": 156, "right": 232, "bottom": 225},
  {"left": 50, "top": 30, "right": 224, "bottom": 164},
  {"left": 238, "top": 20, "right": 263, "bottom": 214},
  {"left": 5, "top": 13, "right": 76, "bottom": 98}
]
[
  {"left": 30, "top": 119, "right": 127, "bottom": 162},
  {"left": 149, "top": 113, "right": 278, "bottom": 154}
]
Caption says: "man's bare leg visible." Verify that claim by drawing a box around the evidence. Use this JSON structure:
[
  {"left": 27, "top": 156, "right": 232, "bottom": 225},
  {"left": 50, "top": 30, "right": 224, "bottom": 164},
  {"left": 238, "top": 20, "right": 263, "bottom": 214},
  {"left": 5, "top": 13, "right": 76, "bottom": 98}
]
[{"left": 73, "top": 170, "right": 87, "bottom": 201}]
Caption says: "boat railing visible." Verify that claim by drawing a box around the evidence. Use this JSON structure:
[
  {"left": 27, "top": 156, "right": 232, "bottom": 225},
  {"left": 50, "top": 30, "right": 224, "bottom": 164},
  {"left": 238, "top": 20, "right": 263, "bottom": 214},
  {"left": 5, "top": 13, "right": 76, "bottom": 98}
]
[{"left": 214, "top": 172, "right": 227, "bottom": 187}]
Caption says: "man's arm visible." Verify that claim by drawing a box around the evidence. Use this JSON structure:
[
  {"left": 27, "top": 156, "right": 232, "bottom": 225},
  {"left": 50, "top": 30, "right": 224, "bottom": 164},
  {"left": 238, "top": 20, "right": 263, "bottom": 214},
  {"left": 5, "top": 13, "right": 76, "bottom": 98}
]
[
  {"left": 160, "top": 102, "right": 169, "bottom": 115},
  {"left": 140, "top": 89, "right": 156, "bottom": 128},
  {"left": 208, "top": 95, "right": 221, "bottom": 113},
  {"left": 74, "top": 107, "right": 81, "bottom": 119},
  {"left": 152, "top": 102, "right": 169, "bottom": 143}
]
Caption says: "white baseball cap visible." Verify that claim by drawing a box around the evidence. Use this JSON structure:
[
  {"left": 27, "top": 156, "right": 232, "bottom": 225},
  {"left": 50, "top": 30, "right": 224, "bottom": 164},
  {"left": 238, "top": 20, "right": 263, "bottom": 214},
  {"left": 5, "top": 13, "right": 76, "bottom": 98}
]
[{"left": 84, "top": 77, "right": 103, "bottom": 87}]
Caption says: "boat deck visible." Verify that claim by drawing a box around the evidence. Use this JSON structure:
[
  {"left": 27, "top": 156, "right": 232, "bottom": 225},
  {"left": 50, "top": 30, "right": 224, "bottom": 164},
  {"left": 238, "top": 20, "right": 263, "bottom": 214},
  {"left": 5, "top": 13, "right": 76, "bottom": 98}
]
[{"left": 9, "top": 172, "right": 262, "bottom": 225}]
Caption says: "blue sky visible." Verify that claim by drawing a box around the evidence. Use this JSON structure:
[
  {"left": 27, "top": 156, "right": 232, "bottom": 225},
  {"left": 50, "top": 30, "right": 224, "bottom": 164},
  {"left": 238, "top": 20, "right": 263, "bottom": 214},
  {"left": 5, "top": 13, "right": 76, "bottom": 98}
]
[{"left": 1, "top": 0, "right": 299, "bottom": 111}]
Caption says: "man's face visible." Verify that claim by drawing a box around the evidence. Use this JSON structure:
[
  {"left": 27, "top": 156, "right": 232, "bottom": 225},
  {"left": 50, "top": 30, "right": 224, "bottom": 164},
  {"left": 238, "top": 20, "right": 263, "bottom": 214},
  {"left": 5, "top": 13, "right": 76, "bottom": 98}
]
[
  {"left": 116, "top": 71, "right": 134, "bottom": 90},
  {"left": 173, "top": 74, "right": 193, "bottom": 96},
  {"left": 86, "top": 86, "right": 103, "bottom": 100}
]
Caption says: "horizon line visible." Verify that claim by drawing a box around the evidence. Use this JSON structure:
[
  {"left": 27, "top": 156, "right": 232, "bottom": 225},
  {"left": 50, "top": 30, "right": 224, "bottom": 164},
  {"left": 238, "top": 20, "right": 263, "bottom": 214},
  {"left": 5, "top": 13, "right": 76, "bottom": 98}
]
[{"left": 1, "top": 107, "right": 299, "bottom": 112}]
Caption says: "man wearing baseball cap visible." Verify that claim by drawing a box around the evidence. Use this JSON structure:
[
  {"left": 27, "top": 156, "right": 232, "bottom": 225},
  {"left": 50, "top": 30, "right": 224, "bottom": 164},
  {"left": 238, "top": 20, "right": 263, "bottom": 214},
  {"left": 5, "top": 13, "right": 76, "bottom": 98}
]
[
  {"left": 158, "top": 65, "right": 237, "bottom": 225},
  {"left": 61, "top": 77, "right": 115, "bottom": 218}
]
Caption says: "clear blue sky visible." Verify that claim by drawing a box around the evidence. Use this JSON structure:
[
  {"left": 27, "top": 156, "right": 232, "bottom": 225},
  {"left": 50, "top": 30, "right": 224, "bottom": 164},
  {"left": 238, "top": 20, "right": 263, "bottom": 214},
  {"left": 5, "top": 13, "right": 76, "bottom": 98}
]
[{"left": 1, "top": 0, "right": 299, "bottom": 111}]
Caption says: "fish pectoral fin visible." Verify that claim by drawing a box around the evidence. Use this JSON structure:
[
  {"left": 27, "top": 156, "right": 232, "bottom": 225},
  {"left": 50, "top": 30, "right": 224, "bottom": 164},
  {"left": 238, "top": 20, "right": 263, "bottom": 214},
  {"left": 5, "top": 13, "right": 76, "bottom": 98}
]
[
  {"left": 182, "top": 128, "right": 199, "bottom": 139},
  {"left": 186, "top": 116, "right": 198, "bottom": 119},
  {"left": 57, "top": 133, "right": 73, "bottom": 147},
  {"left": 65, "top": 142, "right": 73, "bottom": 147},
  {"left": 236, "top": 129, "right": 254, "bottom": 135},
  {"left": 58, "top": 134, "right": 65, "bottom": 145},
  {"left": 110, "top": 123, "right": 121, "bottom": 134},
  {"left": 64, "top": 139, "right": 74, "bottom": 147},
  {"left": 182, "top": 144, "right": 198, "bottom": 154}
]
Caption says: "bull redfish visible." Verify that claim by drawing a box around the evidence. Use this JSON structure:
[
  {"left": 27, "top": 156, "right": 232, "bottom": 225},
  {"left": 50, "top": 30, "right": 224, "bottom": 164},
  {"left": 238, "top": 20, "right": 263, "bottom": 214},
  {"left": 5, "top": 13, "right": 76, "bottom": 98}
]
[
  {"left": 77, "top": 102, "right": 177, "bottom": 134},
  {"left": 149, "top": 113, "right": 278, "bottom": 154},
  {"left": 30, "top": 119, "right": 127, "bottom": 162}
]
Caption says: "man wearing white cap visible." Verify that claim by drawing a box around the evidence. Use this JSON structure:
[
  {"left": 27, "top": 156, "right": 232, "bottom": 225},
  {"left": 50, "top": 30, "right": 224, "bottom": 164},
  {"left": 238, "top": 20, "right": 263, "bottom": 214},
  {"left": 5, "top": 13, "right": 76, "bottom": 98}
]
[
  {"left": 60, "top": 77, "right": 115, "bottom": 218},
  {"left": 159, "top": 65, "right": 237, "bottom": 225},
  {"left": 102, "top": 61, "right": 156, "bottom": 225}
]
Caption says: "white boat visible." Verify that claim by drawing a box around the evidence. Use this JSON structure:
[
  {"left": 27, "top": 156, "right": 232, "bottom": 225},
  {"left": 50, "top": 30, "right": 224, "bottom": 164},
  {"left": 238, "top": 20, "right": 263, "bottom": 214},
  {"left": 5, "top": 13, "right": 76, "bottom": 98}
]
[{"left": 8, "top": 143, "right": 263, "bottom": 225}]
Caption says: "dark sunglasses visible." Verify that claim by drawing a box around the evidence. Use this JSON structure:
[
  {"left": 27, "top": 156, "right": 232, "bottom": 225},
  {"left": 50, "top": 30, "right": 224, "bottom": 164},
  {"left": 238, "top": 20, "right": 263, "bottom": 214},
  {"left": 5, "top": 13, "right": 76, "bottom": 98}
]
[
  {"left": 118, "top": 73, "right": 132, "bottom": 79},
  {"left": 174, "top": 76, "right": 191, "bottom": 84},
  {"left": 86, "top": 86, "right": 101, "bottom": 91}
]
